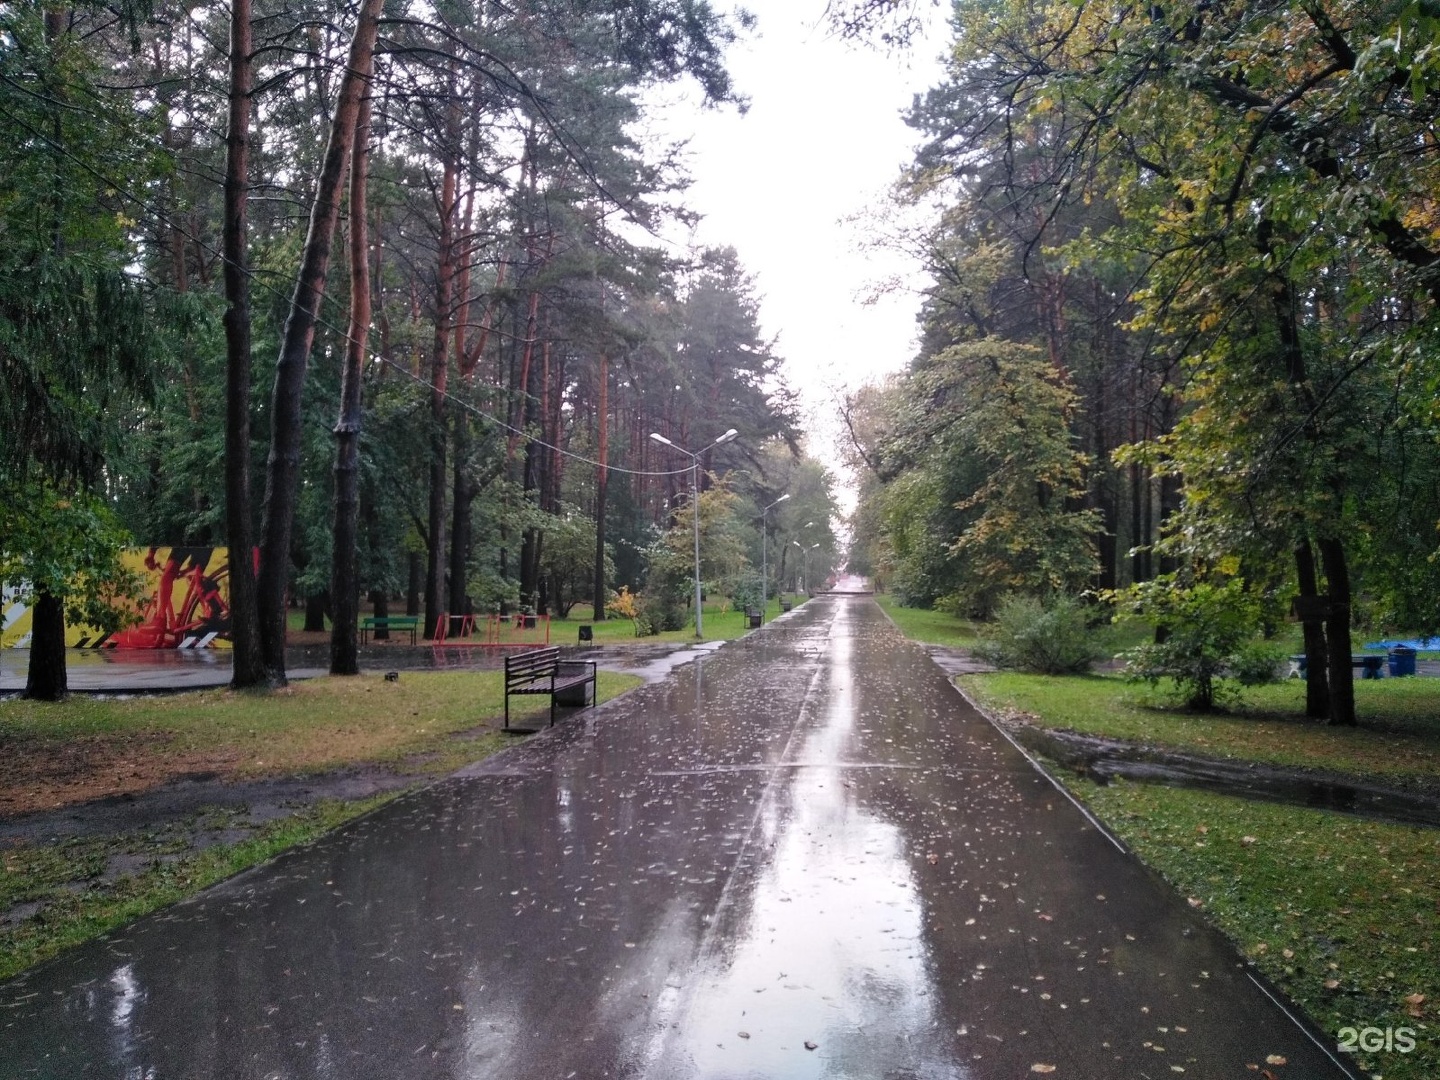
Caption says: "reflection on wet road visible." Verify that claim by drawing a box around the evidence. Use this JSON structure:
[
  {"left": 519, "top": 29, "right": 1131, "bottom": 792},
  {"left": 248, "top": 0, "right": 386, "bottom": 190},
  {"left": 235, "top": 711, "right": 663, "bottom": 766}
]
[{"left": 0, "top": 596, "right": 1355, "bottom": 1078}]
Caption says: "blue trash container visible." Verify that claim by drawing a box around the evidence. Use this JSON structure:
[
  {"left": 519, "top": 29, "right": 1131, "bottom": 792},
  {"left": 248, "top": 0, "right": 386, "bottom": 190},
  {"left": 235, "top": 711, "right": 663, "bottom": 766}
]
[{"left": 1388, "top": 645, "right": 1416, "bottom": 677}]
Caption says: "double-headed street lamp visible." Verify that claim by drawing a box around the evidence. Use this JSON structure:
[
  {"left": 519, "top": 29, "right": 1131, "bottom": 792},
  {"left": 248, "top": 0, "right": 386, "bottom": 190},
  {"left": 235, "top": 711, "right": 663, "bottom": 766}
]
[
  {"left": 760, "top": 493, "right": 790, "bottom": 618},
  {"left": 791, "top": 538, "right": 821, "bottom": 595},
  {"left": 649, "top": 427, "right": 739, "bottom": 639}
]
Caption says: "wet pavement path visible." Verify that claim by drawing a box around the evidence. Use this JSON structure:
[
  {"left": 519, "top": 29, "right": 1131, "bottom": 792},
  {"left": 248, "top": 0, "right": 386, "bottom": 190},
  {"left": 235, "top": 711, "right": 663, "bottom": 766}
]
[{"left": 0, "top": 596, "right": 1356, "bottom": 1078}]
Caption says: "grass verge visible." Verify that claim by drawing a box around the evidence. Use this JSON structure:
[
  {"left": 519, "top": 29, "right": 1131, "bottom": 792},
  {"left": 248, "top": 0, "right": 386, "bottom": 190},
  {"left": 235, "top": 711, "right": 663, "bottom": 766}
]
[
  {"left": 1073, "top": 780, "right": 1437, "bottom": 1079},
  {"left": 293, "top": 595, "right": 809, "bottom": 646},
  {"left": 546, "top": 595, "right": 805, "bottom": 644},
  {"left": 874, "top": 594, "right": 981, "bottom": 647},
  {"left": 2, "top": 669, "right": 642, "bottom": 794},
  {"left": 961, "top": 672, "right": 1440, "bottom": 791},
  {"left": 1, "top": 793, "right": 399, "bottom": 982}
]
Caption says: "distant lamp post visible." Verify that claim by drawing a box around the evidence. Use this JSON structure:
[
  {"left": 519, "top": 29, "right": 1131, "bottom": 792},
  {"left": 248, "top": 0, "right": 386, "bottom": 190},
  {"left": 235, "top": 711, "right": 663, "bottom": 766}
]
[
  {"left": 808, "top": 542, "right": 820, "bottom": 596},
  {"left": 761, "top": 493, "right": 790, "bottom": 617},
  {"left": 788, "top": 523, "right": 814, "bottom": 597},
  {"left": 649, "top": 428, "right": 739, "bottom": 638}
]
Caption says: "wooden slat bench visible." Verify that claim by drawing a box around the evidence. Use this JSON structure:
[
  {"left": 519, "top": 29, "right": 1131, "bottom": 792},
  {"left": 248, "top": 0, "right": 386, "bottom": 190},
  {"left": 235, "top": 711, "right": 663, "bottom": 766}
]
[
  {"left": 359, "top": 615, "right": 420, "bottom": 645},
  {"left": 503, "top": 647, "right": 597, "bottom": 730}
]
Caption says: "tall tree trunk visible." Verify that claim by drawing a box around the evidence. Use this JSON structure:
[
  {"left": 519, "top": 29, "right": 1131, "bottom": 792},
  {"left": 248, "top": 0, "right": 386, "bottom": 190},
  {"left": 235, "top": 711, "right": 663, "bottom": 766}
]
[
  {"left": 447, "top": 178, "right": 477, "bottom": 636},
  {"left": 448, "top": 412, "right": 474, "bottom": 633},
  {"left": 1318, "top": 536, "right": 1356, "bottom": 726},
  {"left": 515, "top": 293, "right": 543, "bottom": 609},
  {"left": 424, "top": 146, "right": 458, "bottom": 640},
  {"left": 222, "top": 0, "right": 266, "bottom": 688},
  {"left": 304, "top": 591, "right": 328, "bottom": 633},
  {"left": 1294, "top": 539, "right": 1330, "bottom": 720},
  {"left": 256, "top": 0, "right": 385, "bottom": 684},
  {"left": 369, "top": 589, "right": 390, "bottom": 639},
  {"left": 1259, "top": 224, "right": 1351, "bottom": 724},
  {"left": 593, "top": 352, "right": 609, "bottom": 618},
  {"left": 330, "top": 76, "right": 373, "bottom": 676},
  {"left": 23, "top": 590, "right": 67, "bottom": 701},
  {"left": 406, "top": 552, "right": 421, "bottom": 616}
]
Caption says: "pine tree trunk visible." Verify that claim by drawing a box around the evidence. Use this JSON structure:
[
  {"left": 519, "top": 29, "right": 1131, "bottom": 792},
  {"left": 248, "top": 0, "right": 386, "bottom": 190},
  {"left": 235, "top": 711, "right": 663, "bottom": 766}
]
[
  {"left": 406, "top": 552, "right": 421, "bottom": 617},
  {"left": 424, "top": 147, "right": 457, "bottom": 640},
  {"left": 1294, "top": 539, "right": 1330, "bottom": 720},
  {"left": 370, "top": 589, "right": 390, "bottom": 639},
  {"left": 256, "top": 0, "right": 385, "bottom": 682},
  {"left": 1318, "top": 536, "right": 1356, "bottom": 726},
  {"left": 222, "top": 0, "right": 267, "bottom": 689},
  {"left": 593, "top": 353, "right": 609, "bottom": 618},
  {"left": 448, "top": 412, "right": 474, "bottom": 635},
  {"left": 330, "top": 79, "right": 373, "bottom": 676},
  {"left": 23, "top": 589, "right": 67, "bottom": 701},
  {"left": 304, "top": 592, "right": 328, "bottom": 633}
]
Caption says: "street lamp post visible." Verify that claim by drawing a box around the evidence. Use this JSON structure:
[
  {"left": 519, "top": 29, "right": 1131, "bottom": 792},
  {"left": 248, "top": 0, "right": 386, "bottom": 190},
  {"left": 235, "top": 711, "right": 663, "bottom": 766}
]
[
  {"left": 649, "top": 428, "right": 738, "bottom": 639},
  {"left": 761, "top": 493, "right": 789, "bottom": 619},
  {"left": 790, "top": 522, "right": 814, "bottom": 601}
]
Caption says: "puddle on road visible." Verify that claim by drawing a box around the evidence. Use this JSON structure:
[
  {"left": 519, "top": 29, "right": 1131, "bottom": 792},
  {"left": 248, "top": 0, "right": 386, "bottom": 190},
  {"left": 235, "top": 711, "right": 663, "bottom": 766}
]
[{"left": 613, "top": 641, "right": 725, "bottom": 684}]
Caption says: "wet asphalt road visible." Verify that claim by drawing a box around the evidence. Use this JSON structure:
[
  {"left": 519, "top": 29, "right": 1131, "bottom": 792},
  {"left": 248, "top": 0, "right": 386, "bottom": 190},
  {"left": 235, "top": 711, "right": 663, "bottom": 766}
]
[{"left": 0, "top": 595, "right": 1356, "bottom": 1078}]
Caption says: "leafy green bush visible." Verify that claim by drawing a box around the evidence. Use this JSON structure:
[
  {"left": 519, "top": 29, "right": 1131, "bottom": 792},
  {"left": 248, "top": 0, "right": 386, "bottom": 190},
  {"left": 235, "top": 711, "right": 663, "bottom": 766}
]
[
  {"left": 971, "top": 593, "right": 1105, "bottom": 675},
  {"left": 639, "top": 587, "right": 687, "bottom": 633},
  {"left": 727, "top": 573, "right": 763, "bottom": 614},
  {"left": 1111, "top": 577, "right": 1264, "bottom": 711},
  {"left": 1229, "top": 640, "right": 1288, "bottom": 686}
]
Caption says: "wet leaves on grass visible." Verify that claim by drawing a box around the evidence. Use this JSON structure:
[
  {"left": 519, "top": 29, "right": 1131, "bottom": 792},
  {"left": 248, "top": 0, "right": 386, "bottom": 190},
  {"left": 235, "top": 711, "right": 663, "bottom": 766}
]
[{"left": 1076, "top": 779, "right": 1438, "bottom": 1080}]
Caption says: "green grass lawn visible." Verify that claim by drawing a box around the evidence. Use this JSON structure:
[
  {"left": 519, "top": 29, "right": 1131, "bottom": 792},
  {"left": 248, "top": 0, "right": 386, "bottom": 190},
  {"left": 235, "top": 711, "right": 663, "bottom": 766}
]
[
  {"left": 962, "top": 672, "right": 1440, "bottom": 790},
  {"left": 2, "top": 669, "right": 641, "bottom": 777},
  {"left": 1076, "top": 780, "right": 1438, "bottom": 1080},
  {"left": 547, "top": 594, "right": 806, "bottom": 644},
  {"left": 874, "top": 595, "right": 981, "bottom": 647}
]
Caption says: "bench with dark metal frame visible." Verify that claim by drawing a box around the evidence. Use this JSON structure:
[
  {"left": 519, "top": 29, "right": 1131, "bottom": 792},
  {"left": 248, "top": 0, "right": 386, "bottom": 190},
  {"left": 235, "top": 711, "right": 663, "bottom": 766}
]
[
  {"left": 359, "top": 615, "right": 420, "bottom": 645},
  {"left": 503, "top": 646, "right": 597, "bottom": 730}
]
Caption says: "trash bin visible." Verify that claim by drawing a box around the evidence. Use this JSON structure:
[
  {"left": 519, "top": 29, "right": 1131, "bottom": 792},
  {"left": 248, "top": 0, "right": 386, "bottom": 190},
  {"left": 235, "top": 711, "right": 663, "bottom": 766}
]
[
  {"left": 578, "top": 625, "right": 593, "bottom": 642},
  {"left": 747, "top": 611, "right": 762, "bottom": 629},
  {"left": 1388, "top": 645, "right": 1416, "bottom": 677}
]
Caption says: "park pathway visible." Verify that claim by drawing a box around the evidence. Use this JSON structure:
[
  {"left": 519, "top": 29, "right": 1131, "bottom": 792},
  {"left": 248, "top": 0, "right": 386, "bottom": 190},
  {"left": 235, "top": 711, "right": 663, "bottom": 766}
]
[{"left": 0, "top": 596, "right": 1357, "bottom": 1078}]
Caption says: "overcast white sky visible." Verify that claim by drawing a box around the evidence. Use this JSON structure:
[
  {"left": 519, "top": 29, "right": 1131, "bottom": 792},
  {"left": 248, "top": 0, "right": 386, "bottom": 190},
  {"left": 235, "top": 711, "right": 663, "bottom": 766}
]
[{"left": 647, "top": 3, "right": 949, "bottom": 493}]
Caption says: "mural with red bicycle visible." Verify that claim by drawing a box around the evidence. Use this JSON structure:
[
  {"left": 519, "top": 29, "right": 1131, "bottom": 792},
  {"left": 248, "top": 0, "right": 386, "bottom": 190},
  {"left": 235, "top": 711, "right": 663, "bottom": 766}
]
[{"left": 1, "top": 547, "right": 237, "bottom": 649}]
